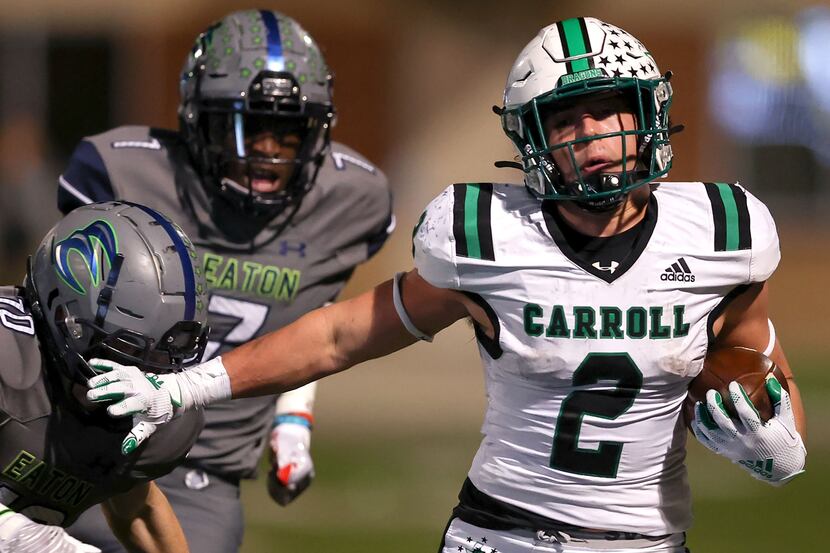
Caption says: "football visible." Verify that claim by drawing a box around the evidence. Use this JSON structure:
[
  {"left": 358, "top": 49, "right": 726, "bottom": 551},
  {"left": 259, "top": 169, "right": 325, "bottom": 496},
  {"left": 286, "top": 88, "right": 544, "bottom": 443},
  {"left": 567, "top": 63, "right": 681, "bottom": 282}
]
[{"left": 685, "top": 346, "right": 788, "bottom": 424}]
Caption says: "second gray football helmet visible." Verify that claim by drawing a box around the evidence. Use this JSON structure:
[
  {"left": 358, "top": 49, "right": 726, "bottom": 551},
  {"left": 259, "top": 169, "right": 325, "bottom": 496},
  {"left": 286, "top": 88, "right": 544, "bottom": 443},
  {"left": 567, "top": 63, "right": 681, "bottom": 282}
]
[
  {"left": 179, "top": 10, "right": 335, "bottom": 217},
  {"left": 26, "top": 201, "right": 208, "bottom": 382}
]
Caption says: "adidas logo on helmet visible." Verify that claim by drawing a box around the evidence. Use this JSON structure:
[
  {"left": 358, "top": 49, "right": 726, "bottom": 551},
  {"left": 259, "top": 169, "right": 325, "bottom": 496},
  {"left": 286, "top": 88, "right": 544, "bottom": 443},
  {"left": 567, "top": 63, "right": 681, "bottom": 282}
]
[{"left": 661, "top": 257, "right": 695, "bottom": 282}]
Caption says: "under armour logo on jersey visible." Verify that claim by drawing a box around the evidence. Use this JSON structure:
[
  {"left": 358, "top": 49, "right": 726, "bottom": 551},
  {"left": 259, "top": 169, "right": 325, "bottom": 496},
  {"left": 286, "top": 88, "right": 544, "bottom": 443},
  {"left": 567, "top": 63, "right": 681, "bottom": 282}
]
[
  {"left": 277, "top": 240, "right": 307, "bottom": 257},
  {"left": 111, "top": 138, "right": 161, "bottom": 150},
  {"left": 592, "top": 261, "right": 619, "bottom": 273},
  {"left": 661, "top": 257, "right": 695, "bottom": 282}
]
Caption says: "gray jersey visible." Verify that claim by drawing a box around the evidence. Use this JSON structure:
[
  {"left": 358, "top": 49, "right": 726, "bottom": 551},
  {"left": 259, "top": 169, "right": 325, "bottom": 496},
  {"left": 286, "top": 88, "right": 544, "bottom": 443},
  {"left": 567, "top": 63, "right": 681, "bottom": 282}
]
[
  {"left": 0, "top": 286, "right": 203, "bottom": 526},
  {"left": 58, "top": 126, "right": 393, "bottom": 478}
]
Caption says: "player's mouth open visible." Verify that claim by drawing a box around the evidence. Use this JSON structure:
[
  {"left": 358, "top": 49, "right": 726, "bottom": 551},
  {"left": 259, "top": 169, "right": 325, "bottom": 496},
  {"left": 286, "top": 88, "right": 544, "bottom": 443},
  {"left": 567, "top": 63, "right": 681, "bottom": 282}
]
[{"left": 249, "top": 167, "right": 282, "bottom": 193}]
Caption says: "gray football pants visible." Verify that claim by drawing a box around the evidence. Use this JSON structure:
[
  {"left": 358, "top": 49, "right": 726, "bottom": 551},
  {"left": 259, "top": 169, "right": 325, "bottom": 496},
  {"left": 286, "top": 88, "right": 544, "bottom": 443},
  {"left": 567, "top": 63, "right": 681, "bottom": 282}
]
[{"left": 66, "top": 466, "right": 244, "bottom": 553}]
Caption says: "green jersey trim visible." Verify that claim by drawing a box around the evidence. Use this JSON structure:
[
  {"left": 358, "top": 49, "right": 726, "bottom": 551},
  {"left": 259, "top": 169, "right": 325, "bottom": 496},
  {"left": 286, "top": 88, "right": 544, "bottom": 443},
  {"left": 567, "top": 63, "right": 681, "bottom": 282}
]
[
  {"left": 452, "top": 184, "right": 495, "bottom": 261},
  {"left": 705, "top": 182, "right": 751, "bottom": 251}
]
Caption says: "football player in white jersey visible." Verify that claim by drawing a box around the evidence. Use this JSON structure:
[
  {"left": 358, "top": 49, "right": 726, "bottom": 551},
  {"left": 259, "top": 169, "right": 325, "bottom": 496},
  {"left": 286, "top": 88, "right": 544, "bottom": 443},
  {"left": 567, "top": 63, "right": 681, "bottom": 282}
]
[{"left": 86, "top": 17, "right": 806, "bottom": 553}]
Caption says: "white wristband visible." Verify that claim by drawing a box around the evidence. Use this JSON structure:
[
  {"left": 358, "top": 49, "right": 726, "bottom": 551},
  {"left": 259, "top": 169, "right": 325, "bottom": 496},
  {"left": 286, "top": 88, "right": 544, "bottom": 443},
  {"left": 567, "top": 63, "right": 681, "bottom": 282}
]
[
  {"left": 177, "top": 356, "right": 232, "bottom": 409},
  {"left": 763, "top": 319, "right": 776, "bottom": 357},
  {"left": 393, "top": 272, "right": 433, "bottom": 342}
]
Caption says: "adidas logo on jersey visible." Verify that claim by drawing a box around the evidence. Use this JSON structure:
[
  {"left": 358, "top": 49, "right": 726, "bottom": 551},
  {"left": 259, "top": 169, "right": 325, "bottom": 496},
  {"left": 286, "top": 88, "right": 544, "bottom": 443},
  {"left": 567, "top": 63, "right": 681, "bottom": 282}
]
[{"left": 661, "top": 257, "right": 695, "bottom": 282}]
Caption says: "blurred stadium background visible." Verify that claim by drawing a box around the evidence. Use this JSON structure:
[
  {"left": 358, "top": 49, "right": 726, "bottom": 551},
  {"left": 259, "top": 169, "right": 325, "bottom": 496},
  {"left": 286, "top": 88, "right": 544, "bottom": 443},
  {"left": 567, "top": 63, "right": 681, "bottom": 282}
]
[{"left": 0, "top": 0, "right": 827, "bottom": 551}]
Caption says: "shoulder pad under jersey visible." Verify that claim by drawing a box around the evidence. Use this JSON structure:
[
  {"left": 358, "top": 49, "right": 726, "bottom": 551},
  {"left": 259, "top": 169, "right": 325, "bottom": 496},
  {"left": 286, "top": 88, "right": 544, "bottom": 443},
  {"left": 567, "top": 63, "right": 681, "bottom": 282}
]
[
  {"left": 413, "top": 183, "right": 501, "bottom": 289},
  {"left": 700, "top": 182, "right": 780, "bottom": 283}
]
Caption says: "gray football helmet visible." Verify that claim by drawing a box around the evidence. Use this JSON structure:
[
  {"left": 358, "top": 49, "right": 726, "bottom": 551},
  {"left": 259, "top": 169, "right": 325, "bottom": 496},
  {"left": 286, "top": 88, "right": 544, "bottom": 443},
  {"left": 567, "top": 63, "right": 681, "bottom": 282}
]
[
  {"left": 26, "top": 202, "right": 208, "bottom": 383},
  {"left": 179, "top": 9, "right": 335, "bottom": 217}
]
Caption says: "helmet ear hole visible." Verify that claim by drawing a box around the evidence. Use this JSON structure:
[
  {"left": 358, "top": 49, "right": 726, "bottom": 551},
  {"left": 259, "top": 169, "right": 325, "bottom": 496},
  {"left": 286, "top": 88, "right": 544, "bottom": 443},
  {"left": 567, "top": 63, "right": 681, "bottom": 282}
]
[{"left": 55, "top": 303, "right": 84, "bottom": 341}]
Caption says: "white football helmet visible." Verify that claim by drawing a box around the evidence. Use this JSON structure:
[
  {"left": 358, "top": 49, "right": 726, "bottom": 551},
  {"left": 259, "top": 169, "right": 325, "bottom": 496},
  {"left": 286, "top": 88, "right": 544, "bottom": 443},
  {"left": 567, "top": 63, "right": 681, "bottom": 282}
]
[{"left": 500, "top": 17, "right": 674, "bottom": 210}]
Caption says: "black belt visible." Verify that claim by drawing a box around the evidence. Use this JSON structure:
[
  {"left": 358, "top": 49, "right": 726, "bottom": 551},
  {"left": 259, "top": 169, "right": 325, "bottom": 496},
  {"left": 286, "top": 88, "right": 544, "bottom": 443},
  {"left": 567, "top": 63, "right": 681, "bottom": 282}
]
[{"left": 452, "top": 478, "right": 671, "bottom": 542}]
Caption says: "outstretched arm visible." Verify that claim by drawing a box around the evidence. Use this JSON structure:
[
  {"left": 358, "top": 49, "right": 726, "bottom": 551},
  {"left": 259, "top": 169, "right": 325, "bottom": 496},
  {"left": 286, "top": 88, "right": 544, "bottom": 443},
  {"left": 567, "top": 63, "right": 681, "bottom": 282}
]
[
  {"left": 102, "top": 481, "right": 188, "bottom": 553},
  {"left": 87, "top": 270, "right": 482, "bottom": 451},
  {"left": 224, "top": 271, "right": 471, "bottom": 398}
]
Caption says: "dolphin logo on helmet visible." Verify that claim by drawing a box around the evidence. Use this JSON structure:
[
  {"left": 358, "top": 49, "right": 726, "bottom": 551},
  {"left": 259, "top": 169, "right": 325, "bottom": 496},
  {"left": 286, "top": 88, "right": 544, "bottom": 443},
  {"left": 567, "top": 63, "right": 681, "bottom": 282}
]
[{"left": 54, "top": 220, "right": 120, "bottom": 296}]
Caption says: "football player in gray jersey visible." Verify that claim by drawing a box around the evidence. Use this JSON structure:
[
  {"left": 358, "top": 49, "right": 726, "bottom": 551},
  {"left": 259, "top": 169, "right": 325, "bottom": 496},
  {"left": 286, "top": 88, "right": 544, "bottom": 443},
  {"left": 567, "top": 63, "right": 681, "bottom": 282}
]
[
  {"left": 89, "top": 17, "right": 806, "bottom": 553},
  {"left": 0, "top": 202, "right": 208, "bottom": 553},
  {"left": 57, "top": 9, "right": 393, "bottom": 553}
]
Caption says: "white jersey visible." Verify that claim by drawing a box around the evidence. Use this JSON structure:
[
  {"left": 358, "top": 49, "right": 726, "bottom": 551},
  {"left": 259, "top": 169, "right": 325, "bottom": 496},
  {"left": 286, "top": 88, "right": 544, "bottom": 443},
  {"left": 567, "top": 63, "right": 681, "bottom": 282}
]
[{"left": 413, "top": 181, "right": 779, "bottom": 535}]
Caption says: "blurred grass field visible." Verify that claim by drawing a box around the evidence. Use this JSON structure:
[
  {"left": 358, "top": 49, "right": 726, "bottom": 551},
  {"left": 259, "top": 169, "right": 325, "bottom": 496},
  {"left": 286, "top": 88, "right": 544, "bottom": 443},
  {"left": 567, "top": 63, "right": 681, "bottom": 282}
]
[{"left": 239, "top": 351, "right": 825, "bottom": 553}]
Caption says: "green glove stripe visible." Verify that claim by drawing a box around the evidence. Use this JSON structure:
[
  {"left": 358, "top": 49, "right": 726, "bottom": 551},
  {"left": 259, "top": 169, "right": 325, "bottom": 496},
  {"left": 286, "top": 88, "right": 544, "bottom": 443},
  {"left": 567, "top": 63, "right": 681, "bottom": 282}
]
[
  {"left": 92, "top": 392, "right": 125, "bottom": 402},
  {"left": 766, "top": 374, "right": 783, "bottom": 405},
  {"left": 714, "top": 391, "right": 730, "bottom": 418},
  {"left": 122, "top": 438, "right": 138, "bottom": 455},
  {"left": 698, "top": 403, "right": 719, "bottom": 430}
]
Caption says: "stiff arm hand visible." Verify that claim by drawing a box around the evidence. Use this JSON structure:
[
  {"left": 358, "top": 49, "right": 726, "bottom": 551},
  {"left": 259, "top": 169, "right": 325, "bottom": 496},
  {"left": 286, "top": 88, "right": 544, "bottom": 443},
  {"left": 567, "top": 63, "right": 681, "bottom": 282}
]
[{"left": 86, "top": 358, "right": 231, "bottom": 454}]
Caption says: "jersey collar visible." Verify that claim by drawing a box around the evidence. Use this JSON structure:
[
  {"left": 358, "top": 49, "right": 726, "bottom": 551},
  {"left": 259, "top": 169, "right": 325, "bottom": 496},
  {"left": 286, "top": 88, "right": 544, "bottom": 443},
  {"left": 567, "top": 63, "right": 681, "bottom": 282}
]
[{"left": 541, "top": 192, "right": 659, "bottom": 283}]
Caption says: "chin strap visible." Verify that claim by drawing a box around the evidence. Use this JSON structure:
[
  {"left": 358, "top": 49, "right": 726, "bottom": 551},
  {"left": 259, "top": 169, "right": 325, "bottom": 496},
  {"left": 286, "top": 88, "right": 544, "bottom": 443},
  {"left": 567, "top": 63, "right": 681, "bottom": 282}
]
[
  {"left": 669, "top": 124, "right": 685, "bottom": 136},
  {"left": 494, "top": 160, "right": 524, "bottom": 170}
]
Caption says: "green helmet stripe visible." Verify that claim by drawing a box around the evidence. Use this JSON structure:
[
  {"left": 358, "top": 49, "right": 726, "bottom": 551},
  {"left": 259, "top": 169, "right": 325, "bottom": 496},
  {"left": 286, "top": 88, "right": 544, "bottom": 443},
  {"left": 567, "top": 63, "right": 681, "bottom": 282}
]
[{"left": 559, "top": 18, "right": 591, "bottom": 73}]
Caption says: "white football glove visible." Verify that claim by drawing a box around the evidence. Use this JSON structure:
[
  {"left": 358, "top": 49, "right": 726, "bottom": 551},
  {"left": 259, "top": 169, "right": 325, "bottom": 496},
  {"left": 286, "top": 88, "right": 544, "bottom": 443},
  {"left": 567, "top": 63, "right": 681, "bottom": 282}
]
[
  {"left": 0, "top": 510, "right": 101, "bottom": 553},
  {"left": 86, "top": 359, "right": 185, "bottom": 455},
  {"left": 86, "top": 357, "right": 231, "bottom": 455},
  {"left": 690, "top": 375, "right": 806, "bottom": 486},
  {"left": 268, "top": 417, "right": 315, "bottom": 506}
]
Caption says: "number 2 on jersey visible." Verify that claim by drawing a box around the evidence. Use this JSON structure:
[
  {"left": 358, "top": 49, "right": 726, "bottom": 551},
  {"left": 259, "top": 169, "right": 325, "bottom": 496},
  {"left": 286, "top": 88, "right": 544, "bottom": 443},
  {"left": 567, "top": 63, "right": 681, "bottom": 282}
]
[{"left": 550, "top": 353, "right": 642, "bottom": 478}]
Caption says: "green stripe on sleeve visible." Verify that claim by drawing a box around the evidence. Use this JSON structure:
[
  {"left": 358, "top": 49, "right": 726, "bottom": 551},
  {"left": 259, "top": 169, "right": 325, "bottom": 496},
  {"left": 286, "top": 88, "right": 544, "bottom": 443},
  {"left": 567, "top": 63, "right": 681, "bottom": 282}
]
[
  {"left": 463, "top": 184, "right": 482, "bottom": 259},
  {"left": 716, "top": 183, "right": 740, "bottom": 251}
]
